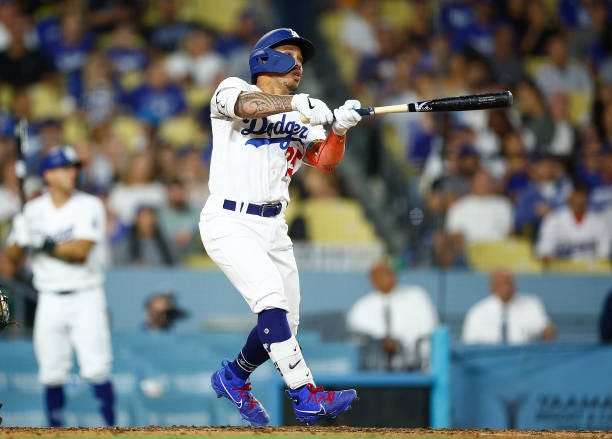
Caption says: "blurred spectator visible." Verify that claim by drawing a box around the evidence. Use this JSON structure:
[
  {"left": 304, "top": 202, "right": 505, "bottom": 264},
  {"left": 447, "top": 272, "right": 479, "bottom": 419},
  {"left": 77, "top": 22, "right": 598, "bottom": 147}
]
[
  {"left": 449, "top": 0, "right": 497, "bottom": 56},
  {"left": 589, "top": 144, "right": 612, "bottom": 212},
  {"left": 113, "top": 205, "right": 175, "bottom": 266},
  {"left": 535, "top": 183, "right": 611, "bottom": 266},
  {"left": 513, "top": 77, "right": 556, "bottom": 153},
  {"left": 518, "top": 0, "right": 558, "bottom": 56},
  {"left": 108, "top": 150, "right": 166, "bottom": 225},
  {"left": 79, "top": 52, "right": 121, "bottom": 127},
  {"left": 534, "top": 31, "right": 593, "bottom": 102},
  {"left": 0, "top": 13, "right": 55, "bottom": 87},
  {"left": 157, "top": 178, "right": 201, "bottom": 261},
  {"left": 165, "top": 27, "right": 227, "bottom": 88},
  {"left": 434, "top": 169, "right": 513, "bottom": 267},
  {"left": 122, "top": 56, "right": 187, "bottom": 127},
  {"left": 514, "top": 153, "right": 572, "bottom": 239},
  {"left": 142, "top": 291, "right": 187, "bottom": 331},
  {"left": 105, "top": 20, "right": 148, "bottom": 78},
  {"left": 499, "top": 131, "right": 530, "bottom": 202},
  {"left": 490, "top": 23, "right": 525, "bottom": 87},
  {"left": 346, "top": 258, "right": 439, "bottom": 371},
  {"left": 462, "top": 267, "right": 556, "bottom": 344},
  {"left": 339, "top": 0, "right": 384, "bottom": 58},
  {"left": 0, "top": 159, "right": 20, "bottom": 226},
  {"left": 215, "top": 11, "right": 262, "bottom": 81},
  {"left": 42, "top": 10, "right": 95, "bottom": 99},
  {"left": 144, "top": 0, "right": 194, "bottom": 53},
  {"left": 600, "top": 288, "right": 612, "bottom": 344},
  {"left": 175, "top": 146, "right": 210, "bottom": 208}
]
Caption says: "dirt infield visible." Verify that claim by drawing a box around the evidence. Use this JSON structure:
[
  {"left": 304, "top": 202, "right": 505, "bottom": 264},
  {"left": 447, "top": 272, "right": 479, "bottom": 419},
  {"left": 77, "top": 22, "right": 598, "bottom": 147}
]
[{"left": 0, "top": 427, "right": 611, "bottom": 439}]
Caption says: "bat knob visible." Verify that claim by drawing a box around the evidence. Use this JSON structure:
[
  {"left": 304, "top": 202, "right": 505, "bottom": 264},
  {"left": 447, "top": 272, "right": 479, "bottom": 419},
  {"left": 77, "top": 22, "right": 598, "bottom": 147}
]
[{"left": 505, "top": 90, "right": 514, "bottom": 106}]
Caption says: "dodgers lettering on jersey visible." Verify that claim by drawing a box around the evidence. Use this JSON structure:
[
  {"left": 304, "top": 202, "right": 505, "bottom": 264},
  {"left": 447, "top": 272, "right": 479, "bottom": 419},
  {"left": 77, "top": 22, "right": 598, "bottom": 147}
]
[
  {"left": 12, "top": 191, "right": 108, "bottom": 293},
  {"left": 208, "top": 77, "right": 325, "bottom": 204}
]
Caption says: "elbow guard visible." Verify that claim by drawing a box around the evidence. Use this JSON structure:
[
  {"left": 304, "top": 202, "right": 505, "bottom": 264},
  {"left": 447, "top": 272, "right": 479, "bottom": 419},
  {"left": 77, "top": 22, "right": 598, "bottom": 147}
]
[{"left": 305, "top": 130, "right": 346, "bottom": 174}]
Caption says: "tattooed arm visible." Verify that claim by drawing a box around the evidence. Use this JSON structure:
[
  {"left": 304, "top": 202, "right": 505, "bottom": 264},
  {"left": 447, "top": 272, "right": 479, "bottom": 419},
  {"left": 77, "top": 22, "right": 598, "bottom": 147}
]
[{"left": 234, "top": 92, "right": 293, "bottom": 119}]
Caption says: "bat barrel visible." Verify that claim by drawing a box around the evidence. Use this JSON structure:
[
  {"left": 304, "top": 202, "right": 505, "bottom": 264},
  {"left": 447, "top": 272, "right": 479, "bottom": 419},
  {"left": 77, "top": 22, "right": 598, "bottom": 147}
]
[{"left": 409, "top": 91, "right": 513, "bottom": 112}]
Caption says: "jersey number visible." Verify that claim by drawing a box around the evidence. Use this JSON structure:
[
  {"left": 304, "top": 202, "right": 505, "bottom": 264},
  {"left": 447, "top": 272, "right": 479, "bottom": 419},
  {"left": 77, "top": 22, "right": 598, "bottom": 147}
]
[{"left": 285, "top": 146, "right": 303, "bottom": 178}]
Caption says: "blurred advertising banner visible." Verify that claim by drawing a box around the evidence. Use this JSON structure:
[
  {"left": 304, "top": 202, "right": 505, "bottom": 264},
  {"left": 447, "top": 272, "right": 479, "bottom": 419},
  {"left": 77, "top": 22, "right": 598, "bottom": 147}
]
[{"left": 452, "top": 344, "right": 612, "bottom": 430}]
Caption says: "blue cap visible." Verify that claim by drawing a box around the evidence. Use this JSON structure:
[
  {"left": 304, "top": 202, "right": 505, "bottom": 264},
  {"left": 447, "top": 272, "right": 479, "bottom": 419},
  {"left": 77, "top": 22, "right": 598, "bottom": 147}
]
[{"left": 39, "top": 145, "right": 82, "bottom": 175}]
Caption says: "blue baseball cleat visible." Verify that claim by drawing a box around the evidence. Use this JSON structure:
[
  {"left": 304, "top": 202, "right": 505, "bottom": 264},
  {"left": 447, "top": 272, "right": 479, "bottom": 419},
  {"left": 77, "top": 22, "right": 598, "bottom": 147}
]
[
  {"left": 210, "top": 359, "right": 270, "bottom": 427},
  {"left": 287, "top": 383, "right": 357, "bottom": 425}
]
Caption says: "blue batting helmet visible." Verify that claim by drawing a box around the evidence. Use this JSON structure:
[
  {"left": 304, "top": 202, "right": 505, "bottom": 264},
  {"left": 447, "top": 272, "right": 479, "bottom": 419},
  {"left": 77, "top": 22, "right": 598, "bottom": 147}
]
[
  {"left": 248, "top": 28, "right": 315, "bottom": 83},
  {"left": 39, "top": 145, "right": 82, "bottom": 175}
]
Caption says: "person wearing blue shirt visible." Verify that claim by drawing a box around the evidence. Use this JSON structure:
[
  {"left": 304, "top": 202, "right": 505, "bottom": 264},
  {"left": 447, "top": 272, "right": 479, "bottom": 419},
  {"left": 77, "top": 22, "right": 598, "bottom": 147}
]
[
  {"left": 122, "top": 57, "right": 187, "bottom": 126},
  {"left": 514, "top": 153, "right": 572, "bottom": 239}
]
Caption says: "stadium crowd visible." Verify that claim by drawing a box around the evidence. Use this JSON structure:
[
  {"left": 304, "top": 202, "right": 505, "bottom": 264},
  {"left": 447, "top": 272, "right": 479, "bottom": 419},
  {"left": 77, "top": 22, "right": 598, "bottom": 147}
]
[{"left": 0, "top": 0, "right": 610, "bottom": 271}]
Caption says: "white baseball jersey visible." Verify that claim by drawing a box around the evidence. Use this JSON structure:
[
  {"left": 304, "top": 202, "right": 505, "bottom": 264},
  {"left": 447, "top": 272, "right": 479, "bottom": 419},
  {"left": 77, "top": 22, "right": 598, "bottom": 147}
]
[
  {"left": 10, "top": 191, "right": 108, "bottom": 293},
  {"left": 208, "top": 76, "right": 325, "bottom": 204},
  {"left": 535, "top": 206, "right": 611, "bottom": 259},
  {"left": 8, "top": 190, "right": 112, "bottom": 385},
  {"left": 200, "top": 77, "right": 327, "bottom": 330}
]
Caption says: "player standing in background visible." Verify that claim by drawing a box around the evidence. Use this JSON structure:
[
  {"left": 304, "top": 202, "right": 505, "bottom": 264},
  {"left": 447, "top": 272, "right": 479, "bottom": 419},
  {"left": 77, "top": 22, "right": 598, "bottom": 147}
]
[
  {"left": 3, "top": 146, "right": 115, "bottom": 427},
  {"left": 201, "top": 28, "right": 362, "bottom": 426}
]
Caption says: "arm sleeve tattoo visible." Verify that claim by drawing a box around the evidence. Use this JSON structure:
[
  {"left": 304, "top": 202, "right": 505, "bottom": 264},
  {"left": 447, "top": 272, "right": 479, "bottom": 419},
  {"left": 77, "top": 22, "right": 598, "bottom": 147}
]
[{"left": 235, "top": 92, "right": 293, "bottom": 119}]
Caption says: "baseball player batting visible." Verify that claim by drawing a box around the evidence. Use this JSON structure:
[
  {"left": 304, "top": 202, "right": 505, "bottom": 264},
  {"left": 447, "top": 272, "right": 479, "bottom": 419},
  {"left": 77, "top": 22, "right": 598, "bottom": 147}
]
[
  {"left": 201, "top": 28, "right": 360, "bottom": 426},
  {"left": 5, "top": 146, "right": 115, "bottom": 427}
]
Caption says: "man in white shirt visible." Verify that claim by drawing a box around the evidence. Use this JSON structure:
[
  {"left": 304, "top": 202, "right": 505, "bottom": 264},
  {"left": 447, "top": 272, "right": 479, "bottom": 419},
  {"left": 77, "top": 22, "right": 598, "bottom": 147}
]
[
  {"left": 434, "top": 168, "right": 513, "bottom": 266},
  {"left": 536, "top": 184, "right": 611, "bottom": 265},
  {"left": 347, "top": 258, "right": 439, "bottom": 370},
  {"left": 462, "top": 267, "right": 555, "bottom": 345}
]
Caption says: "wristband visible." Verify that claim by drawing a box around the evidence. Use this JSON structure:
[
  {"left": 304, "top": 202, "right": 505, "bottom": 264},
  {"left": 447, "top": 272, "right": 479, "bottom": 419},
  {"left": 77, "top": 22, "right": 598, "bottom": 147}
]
[{"left": 40, "top": 238, "right": 56, "bottom": 256}]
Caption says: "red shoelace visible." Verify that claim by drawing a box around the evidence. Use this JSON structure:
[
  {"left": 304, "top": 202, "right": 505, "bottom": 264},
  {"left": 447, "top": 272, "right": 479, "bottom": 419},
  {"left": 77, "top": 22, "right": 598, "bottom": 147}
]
[
  {"left": 232, "top": 383, "right": 259, "bottom": 410},
  {"left": 305, "top": 383, "right": 336, "bottom": 404}
]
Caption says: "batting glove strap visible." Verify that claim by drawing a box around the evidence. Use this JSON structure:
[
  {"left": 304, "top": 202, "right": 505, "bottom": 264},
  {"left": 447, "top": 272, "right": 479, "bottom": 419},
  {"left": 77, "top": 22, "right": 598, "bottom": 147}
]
[
  {"left": 332, "top": 99, "right": 362, "bottom": 136},
  {"left": 291, "top": 94, "right": 334, "bottom": 126}
]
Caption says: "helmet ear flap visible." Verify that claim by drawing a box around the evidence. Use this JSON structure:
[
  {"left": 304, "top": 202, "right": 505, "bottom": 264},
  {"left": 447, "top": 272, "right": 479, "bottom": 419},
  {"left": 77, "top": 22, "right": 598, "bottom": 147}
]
[{"left": 248, "top": 47, "right": 297, "bottom": 82}]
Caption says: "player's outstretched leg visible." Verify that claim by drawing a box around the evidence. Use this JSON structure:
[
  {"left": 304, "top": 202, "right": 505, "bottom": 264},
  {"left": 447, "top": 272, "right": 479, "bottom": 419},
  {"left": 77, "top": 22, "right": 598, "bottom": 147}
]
[
  {"left": 211, "top": 359, "right": 270, "bottom": 427},
  {"left": 258, "top": 308, "right": 357, "bottom": 425},
  {"left": 287, "top": 384, "right": 357, "bottom": 425}
]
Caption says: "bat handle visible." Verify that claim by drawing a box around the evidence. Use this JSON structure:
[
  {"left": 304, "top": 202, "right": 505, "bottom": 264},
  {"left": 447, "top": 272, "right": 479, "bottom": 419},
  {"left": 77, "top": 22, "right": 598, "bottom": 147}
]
[{"left": 356, "top": 108, "right": 374, "bottom": 116}]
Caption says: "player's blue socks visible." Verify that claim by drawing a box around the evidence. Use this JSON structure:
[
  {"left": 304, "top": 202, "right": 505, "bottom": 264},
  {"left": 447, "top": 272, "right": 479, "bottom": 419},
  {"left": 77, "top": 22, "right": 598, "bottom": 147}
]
[
  {"left": 45, "top": 385, "right": 65, "bottom": 427},
  {"left": 229, "top": 327, "right": 269, "bottom": 380},
  {"left": 92, "top": 381, "right": 115, "bottom": 426},
  {"left": 228, "top": 308, "right": 292, "bottom": 380},
  {"left": 257, "top": 308, "right": 292, "bottom": 346}
]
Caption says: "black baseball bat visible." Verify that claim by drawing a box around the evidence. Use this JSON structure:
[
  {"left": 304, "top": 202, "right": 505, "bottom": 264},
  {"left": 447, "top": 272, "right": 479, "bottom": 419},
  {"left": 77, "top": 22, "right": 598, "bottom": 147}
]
[
  {"left": 13, "top": 119, "right": 28, "bottom": 207},
  {"left": 356, "top": 91, "right": 513, "bottom": 116}
]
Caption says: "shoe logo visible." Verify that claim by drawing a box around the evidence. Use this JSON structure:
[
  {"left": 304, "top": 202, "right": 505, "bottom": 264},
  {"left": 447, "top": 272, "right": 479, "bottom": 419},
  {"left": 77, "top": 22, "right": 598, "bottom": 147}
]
[
  {"left": 307, "top": 98, "right": 315, "bottom": 110},
  {"left": 289, "top": 359, "right": 302, "bottom": 369}
]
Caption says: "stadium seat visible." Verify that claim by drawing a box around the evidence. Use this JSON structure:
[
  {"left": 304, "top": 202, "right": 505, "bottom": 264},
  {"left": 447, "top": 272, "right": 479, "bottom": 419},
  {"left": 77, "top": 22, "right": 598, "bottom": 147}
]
[
  {"left": 29, "top": 82, "right": 64, "bottom": 121},
  {"left": 546, "top": 258, "right": 611, "bottom": 273},
  {"left": 110, "top": 116, "right": 147, "bottom": 151},
  {"left": 569, "top": 91, "right": 592, "bottom": 125},
  {"left": 185, "top": 84, "right": 214, "bottom": 111},
  {"left": 158, "top": 114, "right": 206, "bottom": 149},
  {"left": 467, "top": 238, "right": 543, "bottom": 273},
  {"left": 62, "top": 114, "right": 89, "bottom": 146},
  {"left": 300, "top": 198, "right": 379, "bottom": 244}
]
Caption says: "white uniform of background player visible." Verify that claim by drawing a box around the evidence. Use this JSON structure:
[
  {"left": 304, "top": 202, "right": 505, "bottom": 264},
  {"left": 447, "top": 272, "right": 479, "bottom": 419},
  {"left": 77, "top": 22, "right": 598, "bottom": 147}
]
[
  {"left": 202, "top": 28, "right": 361, "bottom": 426},
  {"left": 6, "top": 146, "right": 115, "bottom": 427}
]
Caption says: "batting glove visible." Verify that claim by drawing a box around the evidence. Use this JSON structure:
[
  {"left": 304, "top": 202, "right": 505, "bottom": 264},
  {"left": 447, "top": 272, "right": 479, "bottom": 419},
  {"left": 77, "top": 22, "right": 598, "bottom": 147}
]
[
  {"left": 332, "top": 99, "right": 362, "bottom": 136},
  {"left": 291, "top": 93, "right": 334, "bottom": 126}
]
